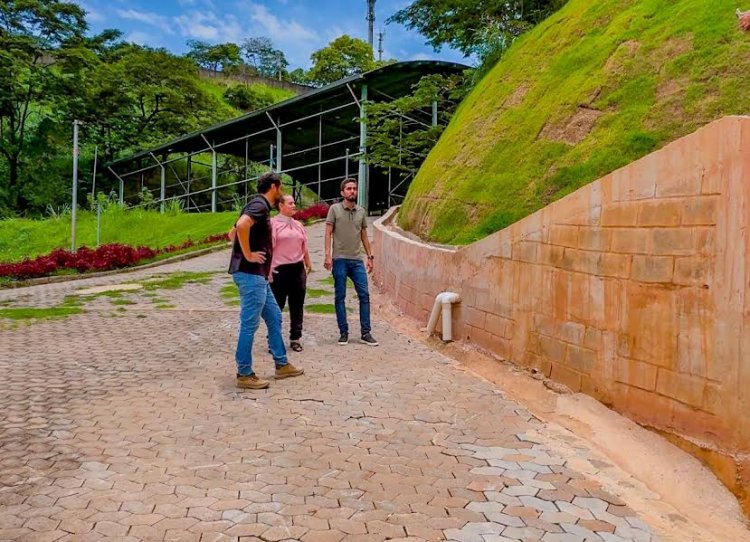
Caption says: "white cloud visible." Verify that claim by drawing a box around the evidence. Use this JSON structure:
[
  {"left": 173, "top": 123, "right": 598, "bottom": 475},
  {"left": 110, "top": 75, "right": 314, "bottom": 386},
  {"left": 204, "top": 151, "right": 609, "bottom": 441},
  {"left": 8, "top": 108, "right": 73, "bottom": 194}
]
[
  {"left": 246, "top": 4, "right": 317, "bottom": 44},
  {"left": 79, "top": 1, "right": 106, "bottom": 23},
  {"left": 117, "top": 9, "right": 175, "bottom": 35},
  {"left": 125, "top": 30, "right": 154, "bottom": 45},
  {"left": 174, "top": 11, "right": 244, "bottom": 42},
  {"left": 177, "top": 0, "right": 216, "bottom": 7},
  {"left": 170, "top": 2, "right": 322, "bottom": 67}
]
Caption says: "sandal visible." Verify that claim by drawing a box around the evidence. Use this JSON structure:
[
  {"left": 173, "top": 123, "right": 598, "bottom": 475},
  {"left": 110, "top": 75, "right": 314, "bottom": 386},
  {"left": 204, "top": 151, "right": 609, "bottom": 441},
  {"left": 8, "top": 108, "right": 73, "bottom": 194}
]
[{"left": 290, "top": 341, "right": 303, "bottom": 352}]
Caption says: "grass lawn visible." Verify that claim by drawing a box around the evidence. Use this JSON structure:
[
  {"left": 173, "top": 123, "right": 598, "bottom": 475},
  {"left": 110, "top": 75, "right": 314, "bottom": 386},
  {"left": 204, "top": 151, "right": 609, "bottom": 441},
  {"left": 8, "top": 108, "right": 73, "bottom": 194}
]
[{"left": 0, "top": 209, "right": 236, "bottom": 263}]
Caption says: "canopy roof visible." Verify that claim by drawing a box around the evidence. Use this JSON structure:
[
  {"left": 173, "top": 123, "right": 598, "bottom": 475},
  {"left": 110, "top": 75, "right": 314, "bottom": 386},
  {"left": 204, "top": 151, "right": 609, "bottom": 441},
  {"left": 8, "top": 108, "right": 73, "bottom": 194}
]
[{"left": 108, "top": 60, "right": 468, "bottom": 171}]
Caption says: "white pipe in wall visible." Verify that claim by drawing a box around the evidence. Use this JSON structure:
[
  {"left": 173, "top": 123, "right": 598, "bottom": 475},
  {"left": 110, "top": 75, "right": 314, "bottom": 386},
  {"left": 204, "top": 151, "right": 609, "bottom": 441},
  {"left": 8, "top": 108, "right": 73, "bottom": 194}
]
[{"left": 425, "top": 292, "right": 461, "bottom": 342}]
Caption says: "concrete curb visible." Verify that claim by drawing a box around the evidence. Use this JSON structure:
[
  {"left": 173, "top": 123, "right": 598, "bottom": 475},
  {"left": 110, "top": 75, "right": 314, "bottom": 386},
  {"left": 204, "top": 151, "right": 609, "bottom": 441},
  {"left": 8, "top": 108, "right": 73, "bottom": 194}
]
[{"left": 1, "top": 243, "right": 231, "bottom": 290}]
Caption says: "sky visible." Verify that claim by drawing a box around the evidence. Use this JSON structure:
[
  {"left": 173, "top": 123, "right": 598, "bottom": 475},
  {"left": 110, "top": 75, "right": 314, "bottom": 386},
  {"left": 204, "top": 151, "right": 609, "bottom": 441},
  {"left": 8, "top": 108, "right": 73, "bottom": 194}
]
[{"left": 78, "top": 0, "right": 470, "bottom": 70}]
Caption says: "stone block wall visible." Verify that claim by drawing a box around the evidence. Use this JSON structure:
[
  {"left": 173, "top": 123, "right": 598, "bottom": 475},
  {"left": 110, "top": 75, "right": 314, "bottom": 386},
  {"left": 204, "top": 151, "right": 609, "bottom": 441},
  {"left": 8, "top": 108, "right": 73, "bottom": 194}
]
[{"left": 373, "top": 116, "right": 750, "bottom": 508}]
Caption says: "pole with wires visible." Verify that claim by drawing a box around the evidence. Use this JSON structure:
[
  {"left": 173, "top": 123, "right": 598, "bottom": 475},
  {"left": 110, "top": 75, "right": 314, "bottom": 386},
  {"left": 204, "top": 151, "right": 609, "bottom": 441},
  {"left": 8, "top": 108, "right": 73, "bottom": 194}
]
[{"left": 367, "top": 0, "right": 376, "bottom": 52}]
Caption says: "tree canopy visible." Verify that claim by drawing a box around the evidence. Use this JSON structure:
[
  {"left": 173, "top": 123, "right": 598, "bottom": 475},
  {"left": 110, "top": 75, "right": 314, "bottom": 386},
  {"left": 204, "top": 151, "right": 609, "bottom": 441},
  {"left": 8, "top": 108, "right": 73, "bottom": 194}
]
[
  {"left": 0, "top": 0, "right": 93, "bottom": 210},
  {"left": 0, "top": 3, "right": 290, "bottom": 216},
  {"left": 242, "top": 37, "right": 288, "bottom": 79},
  {"left": 306, "top": 35, "right": 376, "bottom": 86},
  {"left": 366, "top": 74, "right": 466, "bottom": 174},
  {"left": 186, "top": 40, "right": 242, "bottom": 73},
  {"left": 389, "top": 0, "right": 567, "bottom": 58}
]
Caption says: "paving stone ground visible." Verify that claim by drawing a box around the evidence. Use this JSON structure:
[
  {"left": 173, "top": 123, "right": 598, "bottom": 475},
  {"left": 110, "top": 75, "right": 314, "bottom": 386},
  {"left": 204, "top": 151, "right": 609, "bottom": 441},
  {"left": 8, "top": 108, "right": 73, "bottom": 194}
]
[{"left": 0, "top": 223, "right": 658, "bottom": 542}]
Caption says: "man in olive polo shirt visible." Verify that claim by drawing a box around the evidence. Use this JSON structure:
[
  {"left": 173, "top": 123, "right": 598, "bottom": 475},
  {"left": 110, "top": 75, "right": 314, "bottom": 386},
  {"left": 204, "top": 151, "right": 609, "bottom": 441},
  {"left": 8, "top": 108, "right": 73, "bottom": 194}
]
[{"left": 323, "top": 178, "right": 378, "bottom": 346}]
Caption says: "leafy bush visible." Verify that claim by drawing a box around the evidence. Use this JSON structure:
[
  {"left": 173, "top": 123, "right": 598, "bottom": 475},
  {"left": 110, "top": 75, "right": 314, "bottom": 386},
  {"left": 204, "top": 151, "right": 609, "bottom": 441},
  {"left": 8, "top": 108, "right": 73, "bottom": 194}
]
[
  {"left": 0, "top": 244, "right": 155, "bottom": 278},
  {"left": 0, "top": 233, "right": 229, "bottom": 280},
  {"left": 223, "top": 85, "right": 277, "bottom": 111}
]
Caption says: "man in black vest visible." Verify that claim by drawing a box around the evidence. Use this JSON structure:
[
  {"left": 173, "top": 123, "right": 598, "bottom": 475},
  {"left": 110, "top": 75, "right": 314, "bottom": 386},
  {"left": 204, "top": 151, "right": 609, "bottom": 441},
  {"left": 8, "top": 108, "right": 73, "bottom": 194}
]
[{"left": 229, "top": 172, "right": 304, "bottom": 389}]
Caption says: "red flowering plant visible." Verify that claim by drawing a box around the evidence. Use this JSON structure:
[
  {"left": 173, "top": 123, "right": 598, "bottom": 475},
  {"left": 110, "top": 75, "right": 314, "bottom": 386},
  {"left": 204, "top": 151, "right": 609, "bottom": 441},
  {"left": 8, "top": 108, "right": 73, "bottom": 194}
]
[
  {"left": 0, "top": 233, "right": 229, "bottom": 280},
  {"left": 293, "top": 202, "right": 330, "bottom": 223}
]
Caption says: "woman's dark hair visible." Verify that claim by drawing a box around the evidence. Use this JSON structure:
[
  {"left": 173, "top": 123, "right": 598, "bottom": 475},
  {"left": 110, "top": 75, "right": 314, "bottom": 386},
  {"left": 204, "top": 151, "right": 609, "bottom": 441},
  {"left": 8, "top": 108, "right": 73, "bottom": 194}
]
[{"left": 257, "top": 172, "right": 282, "bottom": 194}]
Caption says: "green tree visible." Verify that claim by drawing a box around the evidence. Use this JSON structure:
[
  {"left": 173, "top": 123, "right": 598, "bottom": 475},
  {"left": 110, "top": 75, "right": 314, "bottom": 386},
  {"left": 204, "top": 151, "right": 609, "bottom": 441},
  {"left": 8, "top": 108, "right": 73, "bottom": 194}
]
[
  {"left": 307, "top": 35, "right": 376, "bottom": 86},
  {"left": 0, "top": 0, "right": 92, "bottom": 211},
  {"left": 287, "top": 68, "right": 309, "bottom": 85},
  {"left": 186, "top": 40, "right": 242, "bottom": 73},
  {"left": 389, "top": 0, "right": 567, "bottom": 58},
  {"left": 365, "top": 73, "right": 466, "bottom": 174},
  {"left": 242, "top": 37, "right": 288, "bottom": 79},
  {"left": 70, "top": 44, "right": 234, "bottom": 161}
]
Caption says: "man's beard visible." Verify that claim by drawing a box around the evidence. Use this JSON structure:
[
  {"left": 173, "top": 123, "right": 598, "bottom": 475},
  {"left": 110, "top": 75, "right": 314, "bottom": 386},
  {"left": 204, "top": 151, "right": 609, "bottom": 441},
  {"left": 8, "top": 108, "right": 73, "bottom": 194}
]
[{"left": 345, "top": 194, "right": 357, "bottom": 201}]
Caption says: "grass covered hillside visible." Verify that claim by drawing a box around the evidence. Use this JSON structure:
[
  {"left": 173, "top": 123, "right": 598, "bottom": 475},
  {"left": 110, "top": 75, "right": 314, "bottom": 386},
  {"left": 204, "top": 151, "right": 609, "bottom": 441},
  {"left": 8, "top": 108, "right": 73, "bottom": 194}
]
[
  {"left": 198, "top": 77, "right": 297, "bottom": 113},
  {"left": 400, "top": 0, "right": 750, "bottom": 244}
]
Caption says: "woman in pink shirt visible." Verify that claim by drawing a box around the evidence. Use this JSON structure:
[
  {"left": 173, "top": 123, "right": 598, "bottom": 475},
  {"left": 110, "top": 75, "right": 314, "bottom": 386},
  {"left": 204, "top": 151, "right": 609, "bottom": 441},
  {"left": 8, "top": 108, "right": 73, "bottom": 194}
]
[{"left": 270, "top": 195, "right": 312, "bottom": 352}]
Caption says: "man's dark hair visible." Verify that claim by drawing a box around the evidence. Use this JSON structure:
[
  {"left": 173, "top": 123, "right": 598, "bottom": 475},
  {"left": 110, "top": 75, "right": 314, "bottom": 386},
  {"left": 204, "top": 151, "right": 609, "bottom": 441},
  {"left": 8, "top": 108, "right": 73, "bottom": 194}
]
[
  {"left": 257, "top": 172, "right": 282, "bottom": 194},
  {"left": 340, "top": 178, "right": 357, "bottom": 191}
]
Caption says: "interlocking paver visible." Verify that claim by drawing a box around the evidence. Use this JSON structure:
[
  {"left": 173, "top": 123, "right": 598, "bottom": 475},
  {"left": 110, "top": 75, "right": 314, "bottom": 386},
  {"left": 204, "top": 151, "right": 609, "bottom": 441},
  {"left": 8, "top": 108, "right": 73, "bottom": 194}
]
[{"left": 0, "top": 223, "right": 660, "bottom": 542}]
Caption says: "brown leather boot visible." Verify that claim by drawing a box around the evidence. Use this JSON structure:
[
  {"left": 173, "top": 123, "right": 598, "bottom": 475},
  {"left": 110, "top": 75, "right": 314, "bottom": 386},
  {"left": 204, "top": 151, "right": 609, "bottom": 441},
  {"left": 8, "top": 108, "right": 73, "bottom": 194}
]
[
  {"left": 274, "top": 363, "right": 304, "bottom": 380},
  {"left": 236, "top": 374, "right": 270, "bottom": 389}
]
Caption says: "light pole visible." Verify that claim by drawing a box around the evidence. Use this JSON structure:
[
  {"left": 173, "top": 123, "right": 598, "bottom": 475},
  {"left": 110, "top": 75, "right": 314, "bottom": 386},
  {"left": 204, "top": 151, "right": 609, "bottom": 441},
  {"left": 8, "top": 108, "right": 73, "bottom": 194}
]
[
  {"left": 367, "top": 0, "right": 376, "bottom": 52},
  {"left": 71, "top": 120, "right": 80, "bottom": 253}
]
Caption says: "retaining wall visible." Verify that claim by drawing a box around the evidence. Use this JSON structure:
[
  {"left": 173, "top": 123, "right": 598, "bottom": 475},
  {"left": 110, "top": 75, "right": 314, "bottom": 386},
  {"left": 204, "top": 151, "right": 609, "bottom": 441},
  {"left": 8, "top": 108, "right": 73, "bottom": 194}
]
[{"left": 373, "top": 116, "right": 750, "bottom": 509}]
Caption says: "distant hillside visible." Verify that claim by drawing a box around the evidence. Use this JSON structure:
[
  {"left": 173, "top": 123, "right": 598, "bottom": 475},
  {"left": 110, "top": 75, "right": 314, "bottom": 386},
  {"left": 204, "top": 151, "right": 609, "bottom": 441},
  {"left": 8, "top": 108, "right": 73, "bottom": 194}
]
[
  {"left": 197, "top": 74, "right": 297, "bottom": 117},
  {"left": 400, "top": 0, "right": 750, "bottom": 244},
  {"left": 198, "top": 68, "right": 313, "bottom": 95}
]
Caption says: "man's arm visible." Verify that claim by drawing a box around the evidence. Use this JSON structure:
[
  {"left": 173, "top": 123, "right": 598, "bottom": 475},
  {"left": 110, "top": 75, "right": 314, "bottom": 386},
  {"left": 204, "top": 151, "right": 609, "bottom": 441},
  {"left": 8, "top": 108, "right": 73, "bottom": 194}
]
[
  {"left": 324, "top": 223, "right": 334, "bottom": 270},
  {"left": 228, "top": 226, "right": 236, "bottom": 242},
  {"left": 361, "top": 228, "right": 374, "bottom": 273},
  {"left": 236, "top": 215, "right": 266, "bottom": 264}
]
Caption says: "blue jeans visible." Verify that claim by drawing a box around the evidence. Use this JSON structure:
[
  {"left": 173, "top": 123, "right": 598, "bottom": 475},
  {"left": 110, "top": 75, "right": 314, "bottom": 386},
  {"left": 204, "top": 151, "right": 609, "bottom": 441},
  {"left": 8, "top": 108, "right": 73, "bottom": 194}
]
[
  {"left": 332, "top": 258, "right": 371, "bottom": 336},
  {"left": 233, "top": 272, "right": 288, "bottom": 376}
]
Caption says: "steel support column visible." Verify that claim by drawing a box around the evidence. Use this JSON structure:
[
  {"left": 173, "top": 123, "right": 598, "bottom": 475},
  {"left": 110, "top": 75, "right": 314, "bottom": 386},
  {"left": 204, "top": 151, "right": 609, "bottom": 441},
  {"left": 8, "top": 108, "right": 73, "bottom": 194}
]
[
  {"left": 357, "top": 84, "right": 368, "bottom": 209},
  {"left": 244, "top": 138, "right": 249, "bottom": 200},
  {"left": 108, "top": 167, "right": 125, "bottom": 204},
  {"left": 200, "top": 134, "right": 218, "bottom": 212},
  {"left": 186, "top": 155, "right": 192, "bottom": 211},
  {"left": 211, "top": 149, "right": 217, "bottom": 212},
  {"left": 317, "top": 113, "right": 322, "bottom": 199},
  {"left": 276, "top": 117, "right": 282, "bottom": 173},
  {"left": 150, "top": 152, "right": 166, "bottom": 212}
]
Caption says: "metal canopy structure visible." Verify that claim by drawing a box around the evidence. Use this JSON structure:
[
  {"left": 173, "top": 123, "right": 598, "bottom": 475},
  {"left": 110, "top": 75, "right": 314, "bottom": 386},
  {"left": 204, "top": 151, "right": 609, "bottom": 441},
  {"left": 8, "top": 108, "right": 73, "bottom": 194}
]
[{"left": 106, "top": 60, "right": 467, "bottom": 213}]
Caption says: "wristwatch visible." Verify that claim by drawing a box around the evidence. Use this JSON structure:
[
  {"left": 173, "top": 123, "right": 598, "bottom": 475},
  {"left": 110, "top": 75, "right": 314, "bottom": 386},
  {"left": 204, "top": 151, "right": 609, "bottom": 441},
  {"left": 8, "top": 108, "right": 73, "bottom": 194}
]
[{"left": 367, "top": 255, "right": 374, "bottom": 260}]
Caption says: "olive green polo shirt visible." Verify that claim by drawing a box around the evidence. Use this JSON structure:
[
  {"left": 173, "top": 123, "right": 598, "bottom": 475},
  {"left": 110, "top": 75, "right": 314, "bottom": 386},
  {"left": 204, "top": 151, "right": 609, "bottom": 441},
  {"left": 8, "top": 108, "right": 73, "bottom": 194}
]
[{"left": 326, "top": 202, "right": 367, "bottom": 259}]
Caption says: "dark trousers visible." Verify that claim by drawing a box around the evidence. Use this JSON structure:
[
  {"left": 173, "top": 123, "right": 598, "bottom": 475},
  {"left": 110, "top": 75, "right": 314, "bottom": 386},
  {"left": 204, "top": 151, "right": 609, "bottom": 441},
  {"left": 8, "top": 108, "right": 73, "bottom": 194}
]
[{"left": 270, "top": 262, "right": 306, "bottom": 341}]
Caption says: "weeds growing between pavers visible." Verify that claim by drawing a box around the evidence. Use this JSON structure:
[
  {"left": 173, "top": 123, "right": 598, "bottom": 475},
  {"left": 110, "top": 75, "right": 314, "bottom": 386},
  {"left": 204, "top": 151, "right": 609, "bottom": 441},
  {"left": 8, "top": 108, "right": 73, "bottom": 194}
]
[
  {"left": 0, "top": 306, "right": 84, "bottom": 321},
  {"left": 134, "top": 271, "right": 216, "bottom": 290},
  {"left": 221, "top": 278, "right": 334, "bottom": 309},
  {"left": 220, "top": 282, "right": 241, "bottom": 307},
  {"left": 0, "top": 271, "right": 220, "bottom": 324},
  {"left": 306, "top": 288, "right": 331, "bottom": 298},
  {"left": 306, "top": 303, "right": 336, "bottom": 314},
  {"left": 0, "top": 295, "right": 84, "bottom": 325}
]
